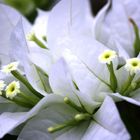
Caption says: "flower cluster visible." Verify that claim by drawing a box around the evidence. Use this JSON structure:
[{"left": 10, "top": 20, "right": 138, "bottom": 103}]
[{"left": 0, "top": 0, "right": 140, "bottom": 140}]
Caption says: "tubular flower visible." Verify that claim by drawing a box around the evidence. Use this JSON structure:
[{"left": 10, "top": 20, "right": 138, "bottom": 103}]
[
  {"left": 125, "top": 58, "right": 140, "bottom": 75},
  {"left": 98, "top": 50, "right": 117, "bottom": 64},
  {"left": 1, "top": 62, "right": 19, "bottom": 74},
  {"left": 5, "top": 81, "right": 20, "bottom": 99}
]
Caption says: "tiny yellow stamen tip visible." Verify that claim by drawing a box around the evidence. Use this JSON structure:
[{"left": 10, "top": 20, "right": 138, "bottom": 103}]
[
  {"left": 75, "top": 114, "right": 81, "bottom": 120},
  {"left": 47, "top": 127, "right": 54, "bottom": 133},
  {"left": 1, "top": 62, "right": 19, "bottom": 74},
  {"left": 64, "top": 97, "right": 70, "bottom": 103},
  {"left": 99, "top": 50, "right": 117, "bottom": 64}
]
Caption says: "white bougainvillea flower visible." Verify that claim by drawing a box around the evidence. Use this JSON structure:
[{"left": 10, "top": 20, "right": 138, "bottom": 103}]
[
  {"left": 93, "top": 0, "right": 140, "bottom": 58},
  {"left": 46, "top": 0, "right": 140, "bottom": 107},
  {"left": 5, "top": 81, "right": 20, "bottom": 99},
  {"left": 17, "top": 96, "right": 130, "bottom": 140}
]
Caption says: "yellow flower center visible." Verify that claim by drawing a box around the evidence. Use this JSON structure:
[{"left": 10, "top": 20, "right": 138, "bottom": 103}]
[
  {"left": 98, "top": 50, "right": 117, "bottom": 64},
  {"left": 125, "top": 58, "right": 140, "bottom": 75},
  {"left": 6, "top": 81, "right": 20, "bottom": 99}
]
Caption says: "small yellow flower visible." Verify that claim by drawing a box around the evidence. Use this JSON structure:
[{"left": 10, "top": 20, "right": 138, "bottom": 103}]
[
  {"left": 125, "top": 58, "right": 140, "bottom": 75},
  {"left": 1, "top": 62, "right": 19, "bottom": 74},
  {"left": 5, "top": 81, "right": 20, "bottom": 99},
  {"left": 98, "top": 50, "right": 117, "bottom": 64},
  {"left": 0, "top": 80, "right": 5, "bottom": 95}
]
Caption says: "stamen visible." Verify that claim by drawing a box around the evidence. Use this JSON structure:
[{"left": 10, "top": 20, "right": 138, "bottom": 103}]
[
  {"left": 47, "top": 119, "right": 77, "bottom": 133},
  {"left": 26, "top": 32, "right": 47, "bottom": 49},
  {"left": 74, "top": 113, "right": 91, "bottom": 122},
  {"left": 64, "top": 97, "right": 83, "bottom": 112}
]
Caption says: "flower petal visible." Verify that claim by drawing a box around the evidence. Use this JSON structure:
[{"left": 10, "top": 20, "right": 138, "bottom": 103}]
[{"left": 83, "top": 96, "right": 130, "bottom": 140}]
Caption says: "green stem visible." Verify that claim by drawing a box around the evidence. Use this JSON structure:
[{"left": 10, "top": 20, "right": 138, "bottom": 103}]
[
  {"left": 121, "top": 73, "right": 135, "bottom": 95},
  {"left": 19, "top": 92, "right": 39, "bottom": 105},
  {"left": 33, "top": 34, "right": 47, "bottom": 49},
  {"left": 107, "top": 62, "right": 118, "bottom": 92},
  {"left": 13, "top": 97, "right": 33, "bottom": 108}
]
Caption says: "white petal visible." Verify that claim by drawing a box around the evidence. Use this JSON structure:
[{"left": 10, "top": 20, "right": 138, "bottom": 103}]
[
  {"left": 0, "top": 96, "right": 27, "bottom": 114},
  {"left": 29, "top": 47, "right": 53, "bottom": 74},
  {"left": 0, "top": 112, "right": 26, "bottom": 138},
  {"left": 111, "top": 93, "right": 140, "bottom": 106},
  {"left": 0, "top": 4, "right": 20, "bottom": 58},
  {"left": 49, "top": 58, "right": 80, "bottom": 104},
  {"left": 96, "top": 0, "right": 134, "bottom": 56},
  {"left": 82, "top": 96, "right": 130, "bottom": 140},
  {"left": 47, "top": 0, "right": 93, "bottom": 50},
  {"left": 123, "top": 0, "right": 140, "bottom": 28},
  {"left": 0, "top": 94, "right": 61, "bottom": 138}
]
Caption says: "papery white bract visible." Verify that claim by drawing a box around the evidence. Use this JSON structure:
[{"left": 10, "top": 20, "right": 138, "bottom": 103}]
[{"left": 17, "top": 96, "right": 130, "bottom": 140}]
